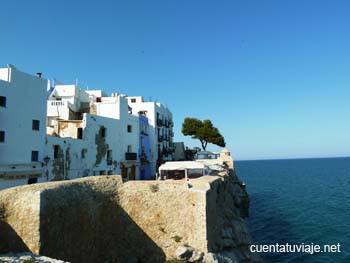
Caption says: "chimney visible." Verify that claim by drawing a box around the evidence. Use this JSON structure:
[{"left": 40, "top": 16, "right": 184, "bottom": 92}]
[{"left": 36, "top": 72, "right": 42, "bottom": 78}]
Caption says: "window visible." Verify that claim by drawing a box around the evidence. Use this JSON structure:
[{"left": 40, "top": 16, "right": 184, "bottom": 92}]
[
  {"left": 77, "top": 128, "right": 83, "bottom": 139},
  {"left": 107, "top": 150, "right": 112, "bottom": 165},
  {"left": 32, "top": 120, "right": 40, "bottom": 131},
  {"left": 107, "top": 150, "right": 112, "bottom": 160},
  {"left": 127, "top": 125, "right": 132, "bottom": 133},
  {"left": 31, "top": 151, "right": 39, "bottom": 162},
  {"left": 127, "top": 145, "right": 132, "bottom": 153},
  {"left": 0, "top": 131, "right": 4, "bottom": 142},
  {"left": 101, "top": 127, "right": 106, "bottom": 138},
  {"left": 131, "top": 98, "right": 136, "bottom": 103},
  {"left": 0, "top": 96, "right": 6, "bottom": 107},
  {"left": 54, "top": 145, "right": 60, "bottom": 158},
  {"left": 81, "top": 149, "right": 87, "bottom": 158}
]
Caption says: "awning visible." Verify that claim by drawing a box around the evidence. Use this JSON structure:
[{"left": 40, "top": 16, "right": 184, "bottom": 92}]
[{"left": 159, "top": 161, "right": 207, "bottom": 171}]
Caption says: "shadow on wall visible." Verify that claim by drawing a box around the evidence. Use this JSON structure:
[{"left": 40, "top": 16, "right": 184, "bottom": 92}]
[
  {"left": 0, "top": 221, "right": 30, "bottom": 254},
  {"left": 38, "top": 182, "right": 166, "bottom": 263}
]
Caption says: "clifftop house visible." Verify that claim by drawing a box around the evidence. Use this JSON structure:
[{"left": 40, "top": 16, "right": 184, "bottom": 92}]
[
  {"left": 0, "top": 65, "right": 47, "bottom": 189},
  {"left": 0, "top": 65, "right": 175, "bottom": 190}
]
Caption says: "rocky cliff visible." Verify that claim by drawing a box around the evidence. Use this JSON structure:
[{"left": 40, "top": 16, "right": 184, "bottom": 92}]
[{"left": 0, "top": 173, "right": 260, "bottom": 263}]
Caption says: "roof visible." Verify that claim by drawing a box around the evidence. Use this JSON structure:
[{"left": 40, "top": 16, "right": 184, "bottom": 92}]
[
  {"left": 196, "top": 151, "right": 214, "bottom": 155},
  {"left": 159, "top": 161, "right": 207, "bottom": 171}
]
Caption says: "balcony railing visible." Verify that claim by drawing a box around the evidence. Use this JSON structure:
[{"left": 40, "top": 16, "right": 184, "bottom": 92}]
[
  {"left": 50, "top": 101, "right": 65, "bottom": 107},
  {"left": 125, "top": 152, "right": 137, "bottom": 161}
]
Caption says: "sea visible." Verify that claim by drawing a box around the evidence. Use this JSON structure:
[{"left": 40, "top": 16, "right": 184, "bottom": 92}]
[{"left": 235, "top": 157, "right": 350, "bottom": 263}]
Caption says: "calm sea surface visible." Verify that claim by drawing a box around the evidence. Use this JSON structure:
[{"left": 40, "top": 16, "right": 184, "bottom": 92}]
[{"left": 235, "top": 158, "right": 350, "bottom": 263}]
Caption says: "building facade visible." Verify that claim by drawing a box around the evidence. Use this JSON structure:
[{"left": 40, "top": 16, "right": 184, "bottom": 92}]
[
  {"left": 46, "top": 86, "right": 141, "bottom": 181},
  {"left": 127, "top": 96, "right": 174, "bottom": 176},
  {"left": 0, "top": 65, "right": 174, "bottom": 190},
  {"left": 0, "top": 65, "right": 47, "bottom": 189}
]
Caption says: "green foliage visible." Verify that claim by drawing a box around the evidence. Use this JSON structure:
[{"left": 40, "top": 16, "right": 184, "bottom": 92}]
[
  {"left": 172, "top": 235, "right": 183, "bottom": 242},
  {"left": 182, "top": 118, "right": 226, "bottom": 150}
]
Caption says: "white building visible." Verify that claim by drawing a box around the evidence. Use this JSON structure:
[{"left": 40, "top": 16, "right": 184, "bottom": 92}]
[
  {"left": 0, "top": 65, "right": 47, "bottom": 190},
  {"left": 0, "top": 65, "right": 174, "bottom": 190},
  {"left": 126, "top": 96, "right": 174, "bottom": 176},
  {"left": 46, "top": 86, "right": 140, "bottom": 181}
]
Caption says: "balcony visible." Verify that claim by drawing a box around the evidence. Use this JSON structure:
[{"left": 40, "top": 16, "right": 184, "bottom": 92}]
[
  {"left": 125, "top": 152, "right": 137, "bottom": 161},
  {"left": 49, "top": 101, "right": 65, "bottom": 107},
  {"left": 158, "top": 135, "right": 163, "bottom": 142},
  {"left": 162, "top": 148, "right": 173, "bottom": 157},
  {"left": 141, "top": 130, "right": 148, "bottom": 136},
  {"left": 157, "top": 119, "right": 166, "bottom": 127}
]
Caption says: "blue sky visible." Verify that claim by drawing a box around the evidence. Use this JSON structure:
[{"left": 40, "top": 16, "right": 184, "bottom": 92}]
[{"left": 1, "top": 0, "right": 350, "bottom": 160}]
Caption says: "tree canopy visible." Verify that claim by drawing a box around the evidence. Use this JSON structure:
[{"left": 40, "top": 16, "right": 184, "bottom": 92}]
[{"left": 182, "top": 118, "right": 226, "bottom": 151}]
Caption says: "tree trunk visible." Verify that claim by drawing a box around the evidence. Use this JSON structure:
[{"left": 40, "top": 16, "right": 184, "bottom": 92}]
[{"left": 200, "top": 140, "right": 207, "bottom": 151}]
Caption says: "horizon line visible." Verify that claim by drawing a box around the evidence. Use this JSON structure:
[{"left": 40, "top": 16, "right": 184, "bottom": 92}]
[{"left": 235, "top": 156, "right": 350, "bottom": 162}]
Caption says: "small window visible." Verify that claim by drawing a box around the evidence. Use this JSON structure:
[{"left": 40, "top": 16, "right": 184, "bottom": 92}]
[
  {"left": 0, "top": 131, "right": 5, "bottom": 142},
  {"left": 32, "top": 120, "right": 40, "bottom": 131},
  {"left": 31, "top": 151, "right": 39, "bottom": 162},
  {"left": 81, "top": 149, "right": 87, "bottom": 158},
  {"left": 107, "top": 150, "right": 112, "bottom": 160},
  {"left": 131, "top": 98, "right": 136, "bottom": 103},
  {"left": 107, "top": 150, "right": 113, "bottom": 165},
  {"left": 101, "top": 127, "right": 106, "bottom": 138},
  {"left": 96, "top": 97, "right": 102, "bottom": 102},
  {"left": 127, "top": 145, "right": 132, "bottom": 153},
  {"left": 0, "top": 96, "right": 6, "bottom": 107},
  {"left": 77, "top": 128, "right": 83, "bottom": 139},
  {"left": 127, "top": 125, "right": 132, "bottom": 133},
  {"left": 54, "top": 145, "right": 59, "bottom": 158}
]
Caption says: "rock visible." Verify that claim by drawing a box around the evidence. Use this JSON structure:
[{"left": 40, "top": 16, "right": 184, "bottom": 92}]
[
  {"left": 176, "top": 246, "right": 194, "bottom": 260},
  {"left": 0, "top": 252, "right": 70, "bottom": 262},
  {"left": 189, "top": 250, "right": 204, "bottom": 262},
  {"left": 203, "top": 253, "right": 221, "bottom": 263}
]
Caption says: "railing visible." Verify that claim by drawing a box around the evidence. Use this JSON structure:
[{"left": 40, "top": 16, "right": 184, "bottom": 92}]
[
  {"left": 157, "top": 119, "right": 163, "bottom": 126},
  {"left": 50, "top": 101, "right": 65, "bottom": 106},
  {"left": 125, "top": 152, "right": 137, "bottom": 161}
]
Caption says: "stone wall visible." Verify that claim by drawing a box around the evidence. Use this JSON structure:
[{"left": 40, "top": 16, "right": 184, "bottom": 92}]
[
  {"left": 0, "top": 174, "right": 259, "bottom": 263},
  {"left": 0, "top": 185, "right": 41, "bottom": 254}
]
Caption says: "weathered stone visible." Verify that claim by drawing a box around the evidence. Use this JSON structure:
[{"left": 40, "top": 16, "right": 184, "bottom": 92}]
[
  {"left": 203, "top": 253, "right": 220, "bottom": 263},
  {"left": 0, "top": 252, "right": 69, "bottom": 262},
  {"left": 0, "top": 170, "right": 261, "bottom": 263},
  {"left": 189, "top": 250, "right": 204, "bottom": 262},
  {"left": 176, "top": 246, "right": 194, "bottom": 260}
]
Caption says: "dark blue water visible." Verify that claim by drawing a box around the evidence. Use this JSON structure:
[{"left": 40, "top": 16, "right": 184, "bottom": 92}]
[{"left": 236, "top": 158, "right": 350, "bottom": 263}]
